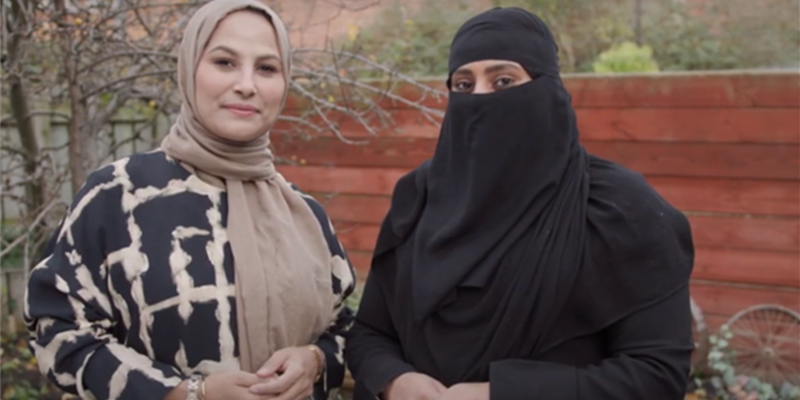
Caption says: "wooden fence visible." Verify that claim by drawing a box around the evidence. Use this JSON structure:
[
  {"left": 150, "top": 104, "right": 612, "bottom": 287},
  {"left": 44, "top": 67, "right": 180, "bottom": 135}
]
[
  {"left": 273, "top": 70, "right": 800, "bottom": 330},
  {"left": 1, "top": 70, "right": 798, "bottom": 330}
]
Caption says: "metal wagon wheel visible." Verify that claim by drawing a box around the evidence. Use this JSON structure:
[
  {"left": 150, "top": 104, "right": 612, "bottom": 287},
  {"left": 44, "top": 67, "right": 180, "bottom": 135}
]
[
  {"left": 690, "top": 296, "right": 710, "bottom": 373},
  {"left": 725, "top": 304, "right": 800, "bottom": 386}
]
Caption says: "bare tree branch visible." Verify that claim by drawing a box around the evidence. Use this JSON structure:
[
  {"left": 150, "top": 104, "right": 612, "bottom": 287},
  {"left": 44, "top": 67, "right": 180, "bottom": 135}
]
[
  {"left": 0, "top": 110, "right": 71, "bottom": 125},
  {"left": 77, "top": 51, "right": 177, "bottom": 74},
  {"left": 79, "top": 69, "right": 176, "bottom": 101},
  {"left": 0, "top": 187, "right": 66, "bottom": 261},
  {"left": 1, "top": 0, "right": 445, "bottom": 279},
  {"left": 318, "top": 0, "right": 381, "bottom": 12}
]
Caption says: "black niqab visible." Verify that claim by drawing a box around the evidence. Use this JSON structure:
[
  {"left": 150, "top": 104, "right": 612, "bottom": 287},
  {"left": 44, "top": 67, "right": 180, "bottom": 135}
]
[
  {"left": 369, "top": 7, "right": 694, "bottom": 385},
  {"left": 412, "top": 7, "right": 583, "bottom": 323}
]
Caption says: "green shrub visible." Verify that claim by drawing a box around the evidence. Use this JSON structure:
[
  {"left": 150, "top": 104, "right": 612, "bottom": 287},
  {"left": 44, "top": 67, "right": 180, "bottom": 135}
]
[
  {"left": 1, "top": 332, "right": 63, "bottom": 400},
  {"left": 1, "top": 225, "right": 25, "bottom": 271},
  {"left": 592, "top": 41, "right": 659, "bottom": 73},
  {"left": 641, "top": 1, "right": 743, "bottom": 71},
  {"left": 698, "top": 0, "right": 800, "bottom": 69},
  {"left": 342, "top": 0, "right": 793, "bottom": 76},
  {"left": 492, "top": 0, "right": 633, "bottom": 72}
]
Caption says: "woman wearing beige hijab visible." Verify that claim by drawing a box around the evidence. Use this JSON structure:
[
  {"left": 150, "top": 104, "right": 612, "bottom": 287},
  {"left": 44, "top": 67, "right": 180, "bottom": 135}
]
[{"left": 24, "top": 1, "right": 356, "bottom": 399}]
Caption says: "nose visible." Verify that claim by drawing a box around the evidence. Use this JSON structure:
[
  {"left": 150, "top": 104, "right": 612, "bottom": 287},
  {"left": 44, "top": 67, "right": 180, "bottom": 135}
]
[
  {"left": 233, "top": 68, "right": 256, "bottom": 97},
  {"left": 473, "top": 78, "right": 493, "bottom": 94}
]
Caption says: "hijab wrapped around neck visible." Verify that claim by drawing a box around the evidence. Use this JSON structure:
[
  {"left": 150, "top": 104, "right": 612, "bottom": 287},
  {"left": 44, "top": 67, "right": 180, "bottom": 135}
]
[
  {"left": 370, "top": 7, "right": 694, "bottom": 384},
  {"left": 160, "top": 0, "right": 335, "bottom": 373}
]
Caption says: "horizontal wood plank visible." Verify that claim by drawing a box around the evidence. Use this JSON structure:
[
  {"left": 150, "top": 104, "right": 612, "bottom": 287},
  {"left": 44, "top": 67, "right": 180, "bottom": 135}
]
[
  {"left": 285, "top": 72, "right": 800, "bottom": 111},
  {"left": 646, "top": 177, "right": 799, "bottom": 217},
  {"left": 701, "top": 314, "right": 731, "bottom": 331},
  {"left": 577, "top": 108, "right": 799, "bottom": 144},
  {"left": 317, "top": 194, "right": 391, "bottom": 224},
  {"left": 690, "top": 281, "right": 800, "bottom": 317},
  {"left": 584, "top": 141, "right": 800, "bottom": 180},
  {"left": 692, "top": 248, "right": 800, "bottom": 288},
  {"left": 563, "top": 72, "right": 800, "bottom": 108},
  {"left": 272, "top": 135, "right": 434, "bottom": 169},
  {"left": 283, "top": 166, "right": 800, "bottom": 217},
  {"left": 274, "top": 137, "right": 799, "bottom": 180},
  {"left": 689, "top": 215, "right": 799, "bottom": 252},
  {"left": 280, "top": 165, "right": 407, "bottom": 196},
  {"left": 335, "top": 223, "right": 381, "bottom": 254},
  {"left": 276, "top": 108, "right": 800, "bottom": 144}
]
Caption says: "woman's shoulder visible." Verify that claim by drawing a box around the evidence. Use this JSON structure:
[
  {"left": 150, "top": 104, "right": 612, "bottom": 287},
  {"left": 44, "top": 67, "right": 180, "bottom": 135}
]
[
  {"left": 121, "top": 150, "right": 194, "bottom": 188},
  {"left": 588, "top": 155, "right": 652, "bottom": 195},
  {"left": 589, "top": 155, "right": 682, "bottom": 217},
  {"left": 587, "top": 155, "right": 692, "bottom": 248},
  {"left": 79, "top": 150, "right": 193, "bottom": 194}
]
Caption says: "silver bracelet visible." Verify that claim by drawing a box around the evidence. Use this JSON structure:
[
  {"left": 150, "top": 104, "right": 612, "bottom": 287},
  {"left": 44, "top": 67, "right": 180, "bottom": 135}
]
[{"left": 186, "top": 374, "right": 203, "bottom": 400}]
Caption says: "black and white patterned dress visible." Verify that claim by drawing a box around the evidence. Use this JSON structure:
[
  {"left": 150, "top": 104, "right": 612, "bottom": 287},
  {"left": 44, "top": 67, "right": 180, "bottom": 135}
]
[{"left": 24, "top": 150, "right": 356, "bottom": 400}]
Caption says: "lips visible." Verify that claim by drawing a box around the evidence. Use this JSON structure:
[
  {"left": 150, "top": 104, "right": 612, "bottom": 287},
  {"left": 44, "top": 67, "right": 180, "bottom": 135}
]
[{"left": 223, "top": 104, "right": 259, "bottom": 116}]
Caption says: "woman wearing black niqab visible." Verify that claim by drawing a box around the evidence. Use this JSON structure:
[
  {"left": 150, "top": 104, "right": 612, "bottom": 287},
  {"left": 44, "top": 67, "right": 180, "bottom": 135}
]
[{"left": 345, "top": 7, "right": 695, "bottom": 400}]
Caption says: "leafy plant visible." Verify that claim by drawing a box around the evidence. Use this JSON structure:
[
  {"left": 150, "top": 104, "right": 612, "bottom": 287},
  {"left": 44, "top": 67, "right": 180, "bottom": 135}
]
[
  {"left": 1, "top": 332, "right": 63, "bottom": 400},
  {"left": 340, "top": 0, "right": 793, "bottom": 75},
  {"left": 699, "top": 324, "right": 800, "bottom": 400},
  {"left": 592, "top": 41, "right": 659, "bottom": 73},
  {"left": 492, "top": 0, "right": 632, "bottom": 72},
  {"left": 640, "top": 1, "right": 742, "bottom": 71},
  {"left": 1, "top": 224, "right": 26, "bottom": 271},
  {"left": 699, "top": 0, "right": 800, "bottom": 69}
]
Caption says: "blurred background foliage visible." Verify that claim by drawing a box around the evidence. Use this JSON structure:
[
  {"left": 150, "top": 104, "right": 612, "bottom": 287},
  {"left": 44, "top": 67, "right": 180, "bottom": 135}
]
[{"left": 340, "top": 0, "right": 799, "bottom": 75}]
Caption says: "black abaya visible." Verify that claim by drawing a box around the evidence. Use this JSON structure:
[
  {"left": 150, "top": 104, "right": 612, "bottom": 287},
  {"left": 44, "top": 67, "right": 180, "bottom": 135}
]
[{"left": 345, "top": 7, "right": 695, "bottom": 400}]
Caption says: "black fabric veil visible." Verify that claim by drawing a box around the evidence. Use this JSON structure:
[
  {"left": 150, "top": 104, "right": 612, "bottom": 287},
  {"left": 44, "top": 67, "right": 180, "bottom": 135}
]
[{"left": 368, "top": 7, "right": 694, "bottom": 384}]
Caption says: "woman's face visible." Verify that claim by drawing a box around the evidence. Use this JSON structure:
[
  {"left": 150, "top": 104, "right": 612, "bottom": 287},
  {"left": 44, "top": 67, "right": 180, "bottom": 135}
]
[
  {"left": 450, "top": 60, "right": 532, "bottom": 94},
  {"left": 194, "top": 10, "right": 286, "bottom": 143}
]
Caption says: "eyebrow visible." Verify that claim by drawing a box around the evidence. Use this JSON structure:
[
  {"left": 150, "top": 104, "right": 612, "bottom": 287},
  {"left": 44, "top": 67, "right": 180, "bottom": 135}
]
[
  {"left": 453, "top": 62, "right": 523, "bottom": 76},
  {"left": 208, "top": 45, "right": 280, "bottom": 62}
]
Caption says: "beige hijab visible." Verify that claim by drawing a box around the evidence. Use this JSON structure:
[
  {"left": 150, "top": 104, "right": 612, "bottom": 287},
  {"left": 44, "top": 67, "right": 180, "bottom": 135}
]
[{"left": 161, "top": 0, "right": 335, "bottom": 373}]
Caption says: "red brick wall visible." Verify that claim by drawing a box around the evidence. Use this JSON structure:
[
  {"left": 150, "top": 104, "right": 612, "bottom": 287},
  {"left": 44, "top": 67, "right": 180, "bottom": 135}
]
[{"left": 274, "top": 71, "right": 800, "bottom": 328}]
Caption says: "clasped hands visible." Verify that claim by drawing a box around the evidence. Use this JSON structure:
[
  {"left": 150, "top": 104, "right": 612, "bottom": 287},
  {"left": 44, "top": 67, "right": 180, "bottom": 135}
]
[
  {"left": 204, "top": 345, "right": 322, "bottom": 400},
  {"left": 383, "top": 372, "right": 490, "bottom": 400}
]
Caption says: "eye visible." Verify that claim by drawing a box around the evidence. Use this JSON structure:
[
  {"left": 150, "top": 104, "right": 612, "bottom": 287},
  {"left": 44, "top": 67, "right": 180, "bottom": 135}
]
[
  {"left": 213, "top": 58, "right": 234, "bottom": 68},
  {"left": 493, "top": 76, "right": 515, "bottom": 88},
  {"left": 258, "top": 64, "right": 279, "bottom": 73},
  {"left": 452, "top": 80, "right": 473, "bottom": 92}
]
